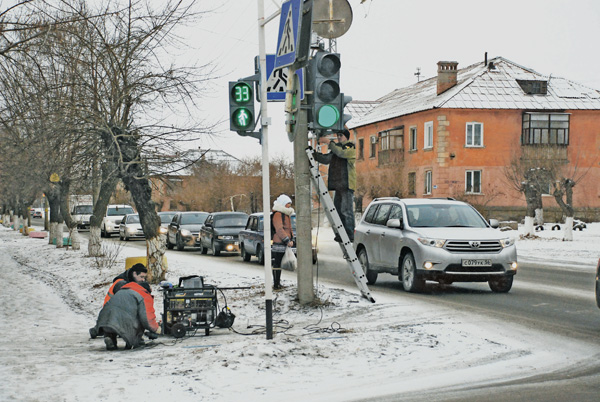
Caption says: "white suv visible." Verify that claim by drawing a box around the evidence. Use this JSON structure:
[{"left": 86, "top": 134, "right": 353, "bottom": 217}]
[
  {"left": 354, "top": 198, "right": 518, "bottom": 293},
  {"left": 101, "top": 204, "right": 135, "bottom": 237}
]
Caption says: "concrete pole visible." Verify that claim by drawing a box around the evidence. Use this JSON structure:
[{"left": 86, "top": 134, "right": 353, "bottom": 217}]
[{"left": 294, "top": 107, "right": 314, "bottom": 304}]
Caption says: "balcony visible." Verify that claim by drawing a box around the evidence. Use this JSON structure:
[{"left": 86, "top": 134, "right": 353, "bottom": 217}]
[{"left": 378, "top": 148, "right": 404, "bottom": 166}]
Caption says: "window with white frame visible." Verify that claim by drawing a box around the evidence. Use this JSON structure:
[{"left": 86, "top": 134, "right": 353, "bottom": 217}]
[
  {"left": 466, "top": 122, "right": 483, "bottom": 147},
  {"left": 424, "top": 121, "right": 433, "bottom": 149},
  {"left": 380, "top": 132, "right": 389, "bottom": 151},
  {"left": 465, "top": 170, "right": 482, "bottom": 194},
  {"left": 424, "top": 170, "right": 432, "bottom": 194},
  {"left": 369, "top": 136, "right": 377, "bottom": 158},
  {"left": 409, "top": 126, "right": 417, "bottom": 151}
]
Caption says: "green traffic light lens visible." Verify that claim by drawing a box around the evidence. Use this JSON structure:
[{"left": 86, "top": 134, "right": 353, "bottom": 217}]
[
  {"left": 317, "top": 105, "right": 340, "bottom": 128},
  {"left": 233, "top": 108, "right": 253, "bottom": 129}
]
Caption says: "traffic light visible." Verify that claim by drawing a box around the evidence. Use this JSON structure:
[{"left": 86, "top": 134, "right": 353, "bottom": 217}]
[
  {"left": 336, "top": 93, "right": 353, "bottom": 132},
  {"left": 309, "top": 51, "right": 341, "bottom": 131},
  {"left": 229, "top": 80, "right": 256, "bottom": 133}
]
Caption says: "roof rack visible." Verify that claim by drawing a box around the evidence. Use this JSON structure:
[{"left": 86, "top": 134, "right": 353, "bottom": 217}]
[{"left": 373, "top": 197, "right": 401, "bottom": 201}]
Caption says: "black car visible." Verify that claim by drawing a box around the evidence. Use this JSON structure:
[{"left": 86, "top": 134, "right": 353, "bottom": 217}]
[
  {"left": 238, "top": 212, "right": 317, "bottom": 264},
  {"left": 198, "top": 212, "right": 249, "bottom": 256},
  {"left": 166, "top": 211, "right": 209, "bottom": 251}
]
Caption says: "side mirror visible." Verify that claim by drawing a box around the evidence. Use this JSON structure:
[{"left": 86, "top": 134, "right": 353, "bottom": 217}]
[
  {"left": 489, "top": 218, "right": 499, "bottom": 229},
  {"left": 386, "top": 218, "right": 404, "bottom": 230}
]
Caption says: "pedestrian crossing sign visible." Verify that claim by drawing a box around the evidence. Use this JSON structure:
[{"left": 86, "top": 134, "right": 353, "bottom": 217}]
[{"left": 274, "top": 0, "right": 301, "bottom": 70}]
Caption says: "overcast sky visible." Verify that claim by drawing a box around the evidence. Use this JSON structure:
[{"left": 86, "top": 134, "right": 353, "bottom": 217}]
[{"left": 190, "top": 0, "right": 600, "bottom": 161}]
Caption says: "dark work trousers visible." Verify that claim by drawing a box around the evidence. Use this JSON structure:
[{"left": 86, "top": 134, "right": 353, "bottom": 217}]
[
  {"left": 272, "top": 244, "right": 284, "bottom": 288},
  {"left": 333, "top": 189, "right": 355, "bottom": 241}
]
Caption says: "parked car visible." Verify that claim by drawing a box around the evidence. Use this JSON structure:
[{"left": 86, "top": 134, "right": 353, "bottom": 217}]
[
  {"left": 101, "top": 204, "right": 135, "bottom": 237},
  {"left": 166, "top": 211, "right": 209, "bottom": 251},
  {"left": 199, "top": 212, "right": 249, "bottom": 256},
  {"left": 119, "top": 214, "right": 144, "bottom": 241},
  {"left": 71, "top": 204, "right": 93, "bottom": 230},
  {"left": 158, "top": 211, "right": 177, "bottom": 236},
  {"left": 239, "top": 212, "right": 317, "bottom": 264},
  {"left": 32, "top": 209, "right": 43, "bottom": 219},
  {"left": 354, "top": 197, "right": 518, "bottom": 293}
]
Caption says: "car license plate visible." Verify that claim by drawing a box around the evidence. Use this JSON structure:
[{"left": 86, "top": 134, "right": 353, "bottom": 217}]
[{"left": 462, "top": 259, "right": 492, "bottom": 267}]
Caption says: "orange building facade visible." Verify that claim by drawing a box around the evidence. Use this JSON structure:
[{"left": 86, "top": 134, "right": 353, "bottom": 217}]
[{"left": 348, "top": 57, "right": 600, "bottom": 221}]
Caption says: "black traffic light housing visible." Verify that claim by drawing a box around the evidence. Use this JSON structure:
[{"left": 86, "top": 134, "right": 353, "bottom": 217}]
[
  {"left": 307, "top": 51, "right": 352, "bottom": 135},
  {"left": 228, "top": 80, "right": 256, "bottom": 133}
]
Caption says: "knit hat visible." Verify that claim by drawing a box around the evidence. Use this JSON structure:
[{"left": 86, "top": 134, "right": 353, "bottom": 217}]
[
  {"left": 127, "top": 263, "right": 147, "bottom": 282},
  {"left": 340, "top": 129, "right": 350, "bottom": 140},
  {"left": 274, "top": 194, "right": 292, "bottom": 207}
]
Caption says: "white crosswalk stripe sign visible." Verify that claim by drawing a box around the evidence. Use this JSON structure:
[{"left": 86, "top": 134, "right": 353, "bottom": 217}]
[
  {"left": 277, "top": 6, "right": 295, "bottom": 57},
  {"left": 267, "top": 68, "right": 288, "bottom": 93}
]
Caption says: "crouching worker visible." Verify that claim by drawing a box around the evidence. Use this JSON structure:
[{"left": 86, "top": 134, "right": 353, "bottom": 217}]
[
  {"left": 92, "top": 280, "right": 160, "bottom": 350},
  {"left": 89, "top": 263, "right": 148, "bottom": 339}
]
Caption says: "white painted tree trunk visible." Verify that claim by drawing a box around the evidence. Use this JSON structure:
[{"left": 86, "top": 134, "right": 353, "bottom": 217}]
[
  {"left": 146, "top": 235, "right": 167, "bottom": 282},
  {"left": 14, "top": 216, "right": 20, "bottom": 232},
  {"left": 88, "top": 227, "right": 102, "bottom": 256},
  {"left": 563, "top": 216, "right": 574, "bottom": 241},
  {"left": 56, "top": 222, "right": 64, "bottom": 248},
  {"left": 534, "top": 208, "right": 544, "bottom": 225},
  {"left": 523, "top": 216, "right": 535, "bottom": 236},
  {"left": 70, "top": 228, "right": 81, "bottom": 250},
  {"left": 49, "top": 222, "right": 57, "bottom": 245}
]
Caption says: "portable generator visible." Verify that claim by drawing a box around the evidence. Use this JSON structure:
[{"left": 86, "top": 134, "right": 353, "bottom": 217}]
[{"left": 161, "top": 275, "right": 218, "bottom": 338}]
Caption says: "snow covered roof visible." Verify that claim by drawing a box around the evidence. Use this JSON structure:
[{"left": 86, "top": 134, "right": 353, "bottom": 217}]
[{"left": 348, "top": 56, "right": 600, "bottom": 129}]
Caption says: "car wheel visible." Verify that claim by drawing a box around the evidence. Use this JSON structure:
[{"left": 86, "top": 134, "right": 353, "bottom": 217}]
[
  {"left": 401, "top": 252, "right": 425, "bottom": 292},
  {"left": 119, "top": 232, "right": 123, "bottom": 241},
  {"left": 166, "top": 236, "right": 174, "bottom": 250},
  {"left": 358, "top": 248, "right": 377, "bottom": 285},
  {"left": 241, "top": 245, "right": 251, "bottom": 262},
  {"left": 176, "top": 234, "right": 185, "bottom": 251},
  {"left": 212, "top": 241, "right": 221, "bottom": 256},
  {"left": 124, "top": 233, "right": 129, "bottom": 241},
  {"left": 257, "top": 245, "right": 264, "bottom": 265},
  {"left": 199, "top": 240, "right": 208, "bottom": 255},
  {"left": 488, "top": 275, "right": 513, "bottom": 293}
]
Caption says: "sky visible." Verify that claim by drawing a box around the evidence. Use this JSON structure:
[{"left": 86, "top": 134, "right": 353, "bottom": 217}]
[
  {"left": 1, "top": 221, "right": 599, "bottom": 401},
  {"left": 184, "top": 0, "right": 600, "bottom": 162}
]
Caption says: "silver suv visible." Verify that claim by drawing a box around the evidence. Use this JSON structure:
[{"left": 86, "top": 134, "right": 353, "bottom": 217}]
[{"left": 354, "top": 198, "right": 517, "bottom": 293}]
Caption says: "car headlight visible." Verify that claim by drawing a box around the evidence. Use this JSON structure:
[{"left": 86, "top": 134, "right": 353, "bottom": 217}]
[
  {"left": 418, "top": 237, "right": 446, "bottom": 248},
  {"left": 180, "top": 229, "right": 192, "bottom": 237},
  {"left": 159, "top": 227, "right": 168, "bottom": 234},
  {"left": 127, "top": 227, "right": 137, "bottom": 233},
  {"left": 500, "top": 238, "right": 515, "bottom": 248},
  {"left": 218, "top": 235, "right": 234, "bottom": 240}
]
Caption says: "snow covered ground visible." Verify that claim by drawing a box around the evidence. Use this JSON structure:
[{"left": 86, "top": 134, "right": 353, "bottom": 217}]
[{"left": 0, "top": 222, "right": 598, "bottom": 402}]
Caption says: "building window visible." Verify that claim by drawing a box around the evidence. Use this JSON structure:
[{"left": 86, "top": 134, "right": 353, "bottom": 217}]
[
  {"left": 424, "top": 170, "right": 432, "bottom": 195},
  {"left": 465, "top": 170, "right": 481, "bottom": 194},
  {"left": 466, "top": 122, "right": 483, "bottom": 147},
  {"left": 369, "top": 136, "right": 377, "bottom": 158},
  {"left": 358, "top": 138, "right": 364, "bottom": 160},
  {"left": 408, "top": 172, "right": 416, "bottom": 195},
  {"left": 380, "top": 132, "right": 389, "bottom": 151},
  {"left": 424, "top": 121, "right": 433, "bottom": 149},
  {"left": 409, "top": 126, "right": 417, "bottom": 151},
  {"left": 517, "top": 80, "right": 548, "bottom": 95},
  {"left": 522, "top": 113, "right": 570, "bottom": 145}
]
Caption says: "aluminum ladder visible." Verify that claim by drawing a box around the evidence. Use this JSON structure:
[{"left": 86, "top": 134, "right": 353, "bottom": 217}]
[{"left": 306, "top": 147, "right": 375, "bottom": 303}]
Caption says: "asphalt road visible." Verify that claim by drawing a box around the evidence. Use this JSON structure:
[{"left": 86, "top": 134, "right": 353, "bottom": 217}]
[{"left": 39, "top": 221, "right": 600, "bottom": 400}]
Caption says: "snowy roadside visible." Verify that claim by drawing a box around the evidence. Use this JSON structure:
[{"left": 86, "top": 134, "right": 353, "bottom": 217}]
[{"left": 0, "top": 223, "right": 598, "bottom": 402}]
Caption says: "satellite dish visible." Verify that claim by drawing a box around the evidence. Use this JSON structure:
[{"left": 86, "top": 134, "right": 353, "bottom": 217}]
[{"left": 312, "top": 0, "right": 353, "bottom": 39}]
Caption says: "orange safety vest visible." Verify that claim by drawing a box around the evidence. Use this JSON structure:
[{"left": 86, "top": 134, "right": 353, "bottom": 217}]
[
  {"left": 103, "top": 278, "right": 126, "bottom": 306},
  {"left": 121, "top": 282, "right": 159, "bottom": 332}
]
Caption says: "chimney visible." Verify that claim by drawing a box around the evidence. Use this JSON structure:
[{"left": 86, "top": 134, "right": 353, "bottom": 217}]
[{"left": 437, "top": 61, "right": 458, "bottom": 95}]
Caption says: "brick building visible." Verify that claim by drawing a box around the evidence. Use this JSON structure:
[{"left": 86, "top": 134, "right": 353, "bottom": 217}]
[{"left": 346, "top": 56, "right": 600, "bottom": 221}]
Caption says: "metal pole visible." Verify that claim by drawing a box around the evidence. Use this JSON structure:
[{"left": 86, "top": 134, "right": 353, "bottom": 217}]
[
  {"left": 257, "top": 0, "right": 274, "bottom": 339},
  {"left": 294, "top": 107, "right": 314, "bottom": 304}
]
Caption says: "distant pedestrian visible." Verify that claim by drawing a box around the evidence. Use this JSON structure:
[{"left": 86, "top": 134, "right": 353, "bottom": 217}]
[{"left": 271, "top": 194, "right": 294, "bottom": 289}]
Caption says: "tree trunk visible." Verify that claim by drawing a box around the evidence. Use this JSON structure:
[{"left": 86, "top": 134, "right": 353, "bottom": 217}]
[
  {"left": 523, "top": 216, "right": 535, "bottom": 237},
  {"left": 88, "top": 227, "right": 102, "bottom": 256},
  {"left": 563, "top": 216, "right": 574, "bottom": 242},
  {"left": 146, "top": 235, "right": 167, "bottom": 282},
  {"left": 88, "top": 160, "right": 119, "bottom": 257}
]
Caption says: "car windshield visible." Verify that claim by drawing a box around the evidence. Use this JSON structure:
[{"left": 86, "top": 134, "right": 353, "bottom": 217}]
[
  {"left": 74, "top": 205, "right": 93, "bottom": 214},
  {"left": 107, "top": 207, "right": 134, "bottom": 216},
  {"left": 181, "top": 213, "right": 208, "bottom": 225},
  {"left": 127, "top": 215, "right": 140, "bottom": 224},
  {"left": 406, "top": 204, "right": 488, "bottom": 228},
  {"left": 159, "top": 213, "right": 176, "bottom": 224},
  {"left": 214, "top": 215, "right": 247, "bottom": 228}
]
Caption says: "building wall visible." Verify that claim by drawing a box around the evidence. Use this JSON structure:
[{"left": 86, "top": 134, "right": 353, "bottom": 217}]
[{"left": 352, "top": 107, "right": 600, "bottom": 220}]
